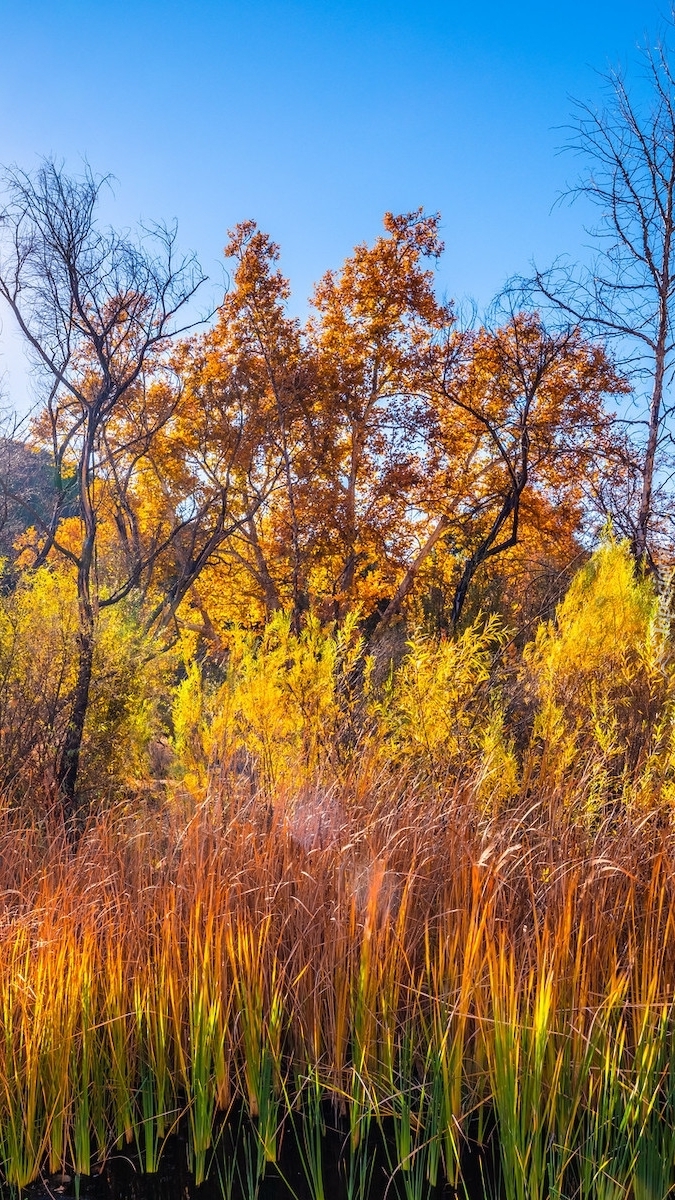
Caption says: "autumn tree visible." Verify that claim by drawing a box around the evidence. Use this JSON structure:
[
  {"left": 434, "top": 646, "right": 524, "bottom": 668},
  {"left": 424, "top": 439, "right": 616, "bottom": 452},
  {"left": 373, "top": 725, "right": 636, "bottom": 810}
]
[
  {"left": 174, "top": 222, "right": 315, "bottom": 634},
  {"left": 174, "top": 212, "right": 624, "bottom": 640},
  {"left": 178, "top": 210, "right": 451, "bottom": 629},
  {"left": 0, "top": 160, "right": 206, "bottom": 817},
  {"left": 303, "top": 215, "right": 621, "bottom": 632},
  {"left": 425, "top": 309, "right": 625, "bottom": 628},
  {"left": 305, "top": 209, "right": 449, "bottom": 616}
]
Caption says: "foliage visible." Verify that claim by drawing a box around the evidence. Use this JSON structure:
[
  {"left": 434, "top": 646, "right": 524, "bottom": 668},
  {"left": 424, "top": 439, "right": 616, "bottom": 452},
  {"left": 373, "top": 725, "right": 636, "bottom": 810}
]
[
  {"left": 0, "top": 565, "right": 170, "bottom": 802},
  {"left": 173, "top": 611, "right": 365, "bottom": 796},
  {"left": 523, "top": 537, "right": 675, "bottom": 808},
  {"left": 0, "top": 765, "right": 673, "bottom": 1191},
  {"left": 0, "top": 566, "right": 78, "bottom": 792},
  {"left": 82, "top": 599, "right": 174, "bottom": 793},
  {"left": 171, "top": 211, "right": 623, "bottom": 640},
  {"left": 371, "top": 616, "right": 516, "bottom": 795},
  {"left": 169, "top": 541, "right": 675, "bottom": 818},
  {"left": 0, "top": 538, "right": 674, "bottom": 1191}
]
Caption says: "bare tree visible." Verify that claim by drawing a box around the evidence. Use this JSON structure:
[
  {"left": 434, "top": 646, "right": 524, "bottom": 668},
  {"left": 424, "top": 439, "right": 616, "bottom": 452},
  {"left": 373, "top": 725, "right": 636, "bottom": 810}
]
[
  {"left": 534, "top": 28, "right": 675, "bottom": 563},
  {"left": 0, "top": 160, "right": 208, "bottom": 818}
]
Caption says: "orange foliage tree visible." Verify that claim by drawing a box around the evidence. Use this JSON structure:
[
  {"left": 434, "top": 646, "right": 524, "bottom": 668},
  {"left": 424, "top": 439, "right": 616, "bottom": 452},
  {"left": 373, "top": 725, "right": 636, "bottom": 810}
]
[
  {"left": 418, "top": 308, "right": 627, "bottom": 628},
  {"left": 176, "top": 213, "right": 625, "bottom": 638}
]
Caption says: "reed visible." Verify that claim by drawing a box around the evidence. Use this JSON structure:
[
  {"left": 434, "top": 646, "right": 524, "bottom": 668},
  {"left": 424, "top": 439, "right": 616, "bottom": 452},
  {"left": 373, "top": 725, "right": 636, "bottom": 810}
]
[
  {"left": 0, "top": 926, "right": 48, "bottom": 1188},
  {"left": 0, "top": 761, "right": 674, "bottom": 1194},
  {"left": 283, "top": 1065, "right": 326, "bottom": 1200}
]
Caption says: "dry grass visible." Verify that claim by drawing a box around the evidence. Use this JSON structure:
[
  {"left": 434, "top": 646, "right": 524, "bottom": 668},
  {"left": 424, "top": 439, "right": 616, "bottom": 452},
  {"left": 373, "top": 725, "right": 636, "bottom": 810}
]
[{"left": 0, "top": 771, "right": 673, "bottom": 1194}]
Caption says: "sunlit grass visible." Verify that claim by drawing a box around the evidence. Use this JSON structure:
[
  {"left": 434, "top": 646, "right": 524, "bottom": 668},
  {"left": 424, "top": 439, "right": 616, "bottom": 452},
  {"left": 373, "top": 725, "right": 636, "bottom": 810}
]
[{"left": 0, "top": 770, "right": 672, "bottom": 1195}]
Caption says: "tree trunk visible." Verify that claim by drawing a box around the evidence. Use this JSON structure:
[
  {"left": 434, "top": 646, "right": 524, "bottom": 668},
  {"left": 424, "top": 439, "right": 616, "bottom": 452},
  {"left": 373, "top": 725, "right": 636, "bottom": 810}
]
[
  {"left": 244, "top": 513, "right": 283, "bottom": 616},
  {"left": 58, "top": 611, "right": 95, "bottom": 828},
  {"left": 58, "top": 417, "right": 97, "bottom": 829},
  {"left": 450, "top": 446, "right": 527, "bottom": 628},
  {"left": 635, "top": 319, "right": 668, "bottom": 562},
  {"left": 373, "top": 515, "right": 451, "bottom": 636}
]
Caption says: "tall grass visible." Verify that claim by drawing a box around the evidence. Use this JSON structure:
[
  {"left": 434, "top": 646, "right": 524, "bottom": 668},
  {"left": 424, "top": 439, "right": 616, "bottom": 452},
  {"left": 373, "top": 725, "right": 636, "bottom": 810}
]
[{"left": 0, "top": 778, "right": 673, "bottom": 1194}]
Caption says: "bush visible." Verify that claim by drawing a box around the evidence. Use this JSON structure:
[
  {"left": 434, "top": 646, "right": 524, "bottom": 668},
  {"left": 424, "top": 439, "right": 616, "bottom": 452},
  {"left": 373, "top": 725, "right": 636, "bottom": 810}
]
[
  {"left": 0, "top": 566, "right": 170, "bottom": 803},
  {"left": 522, "top": 537, "right": 674, "bottom": 809}
]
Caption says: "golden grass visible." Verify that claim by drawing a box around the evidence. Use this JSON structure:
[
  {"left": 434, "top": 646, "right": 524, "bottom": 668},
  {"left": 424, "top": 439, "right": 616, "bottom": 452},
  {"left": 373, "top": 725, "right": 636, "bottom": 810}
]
[{"left": 0, "top": 771, "right": 674, "bottom": 1194}]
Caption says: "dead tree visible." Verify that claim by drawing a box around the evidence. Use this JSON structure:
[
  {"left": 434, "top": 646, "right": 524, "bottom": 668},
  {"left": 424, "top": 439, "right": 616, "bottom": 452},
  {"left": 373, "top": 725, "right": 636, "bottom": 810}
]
[{"left": 535, "top": 30, "right": 675, "bottom": 564}]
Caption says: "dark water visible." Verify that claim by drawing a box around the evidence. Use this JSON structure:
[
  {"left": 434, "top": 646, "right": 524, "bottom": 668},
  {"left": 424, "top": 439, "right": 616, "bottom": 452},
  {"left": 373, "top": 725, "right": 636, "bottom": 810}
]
[{"left": 17, "top": 1110, "right": 496, "bottom": 1200}]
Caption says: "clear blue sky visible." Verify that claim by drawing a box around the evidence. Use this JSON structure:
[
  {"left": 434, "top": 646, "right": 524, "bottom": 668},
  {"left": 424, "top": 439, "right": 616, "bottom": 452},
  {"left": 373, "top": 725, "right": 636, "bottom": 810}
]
[{"left": 0, "top": 0, "right": 668, "bottom": 410}]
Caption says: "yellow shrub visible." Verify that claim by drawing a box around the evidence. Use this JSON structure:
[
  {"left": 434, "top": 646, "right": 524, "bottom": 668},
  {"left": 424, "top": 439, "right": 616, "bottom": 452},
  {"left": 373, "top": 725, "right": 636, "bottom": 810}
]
[
  {"left": 0, "top": 566, "right": 171, "bottom": 800},
  {"left": 81, "top": 603, "right": 174, "bottom": 792},
  {"left": 173, "top": 611, "right": 365, "bottom": 796},
  {"left": 371, "top": 615, "right": 516, "bottom": 795},
  {"left": 522, "top": 538, "right": 667, "bottom": 807},
  {"left": 0, "top": 566, "right": 78, "bottom": 790}
]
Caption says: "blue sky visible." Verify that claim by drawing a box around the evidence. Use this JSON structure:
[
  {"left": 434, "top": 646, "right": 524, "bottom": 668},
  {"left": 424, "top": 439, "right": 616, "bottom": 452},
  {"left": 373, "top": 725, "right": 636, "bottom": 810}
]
[{"left": 0, "top": 0, "right": 668, "bottom": 410}]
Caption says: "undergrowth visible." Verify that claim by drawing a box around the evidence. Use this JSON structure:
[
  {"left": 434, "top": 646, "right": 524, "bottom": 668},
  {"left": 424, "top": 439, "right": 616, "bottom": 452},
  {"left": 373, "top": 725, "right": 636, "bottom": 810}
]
[{"left": 0, "top": 540, "right": 675, "bottom": 1194}]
